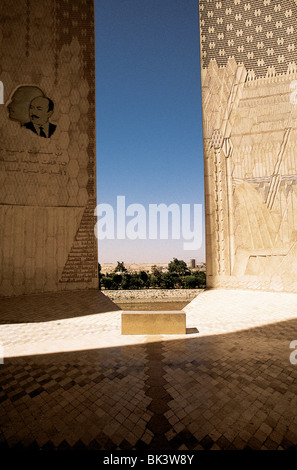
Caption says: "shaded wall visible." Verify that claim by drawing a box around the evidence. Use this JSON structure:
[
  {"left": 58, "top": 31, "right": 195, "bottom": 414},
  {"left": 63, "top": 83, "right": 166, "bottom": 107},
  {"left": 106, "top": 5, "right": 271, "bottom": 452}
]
[
  {"left": 0, "top": 0, "right": 98, "bottom": 296},
  {"left": 199, "top": 0, "right": 297, "bottom": 292}
]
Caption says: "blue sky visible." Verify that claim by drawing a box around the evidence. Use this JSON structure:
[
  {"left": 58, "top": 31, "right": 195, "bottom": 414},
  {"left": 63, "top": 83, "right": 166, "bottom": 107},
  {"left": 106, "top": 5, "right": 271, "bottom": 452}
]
[{"left": 95, "top": 0, "right": 205, "bottom": 264}]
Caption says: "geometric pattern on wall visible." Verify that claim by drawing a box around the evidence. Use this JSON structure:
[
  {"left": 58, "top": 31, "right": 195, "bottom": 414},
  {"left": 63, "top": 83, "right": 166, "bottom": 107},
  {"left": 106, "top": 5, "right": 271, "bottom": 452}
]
[
  {"left": 200, "top": 0, "right": 297, "bottom": 292},
  {"left": 59, "top": 197, "right": 98, "bottom": 284},
  {"left": 0, "top": 0, "right": 97, "bottom": 296},
  {"left": 54, "top": 0, "right": 97, "bottom": 287},
  {"left": 200, "top": 0, "right": 297, "bottom": 77}
]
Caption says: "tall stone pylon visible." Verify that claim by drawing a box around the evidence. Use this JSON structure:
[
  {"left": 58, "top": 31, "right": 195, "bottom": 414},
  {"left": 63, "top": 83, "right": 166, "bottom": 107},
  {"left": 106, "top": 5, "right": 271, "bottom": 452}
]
[
  {"left": 199, "top": 0, "right": 297, "bottom": 292},
  {"left": 0, "top": 1, "right": 97, "bottom": 296}
]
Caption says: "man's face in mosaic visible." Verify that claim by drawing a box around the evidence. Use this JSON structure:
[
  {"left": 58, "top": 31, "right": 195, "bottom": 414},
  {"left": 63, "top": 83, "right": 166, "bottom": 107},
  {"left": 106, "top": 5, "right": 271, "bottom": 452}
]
[
  {"left": 7, "top": 86, "right": 44, "bottom": 125},
  {"left": 29, "top": 96, "right": 52, "bottom": 127}
]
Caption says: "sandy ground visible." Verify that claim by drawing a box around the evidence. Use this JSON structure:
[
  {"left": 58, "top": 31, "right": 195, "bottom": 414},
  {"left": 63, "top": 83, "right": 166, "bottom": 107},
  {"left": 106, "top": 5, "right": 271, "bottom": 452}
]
[{"left": 111, "top": 301, "right": 191, "bottom": 311}]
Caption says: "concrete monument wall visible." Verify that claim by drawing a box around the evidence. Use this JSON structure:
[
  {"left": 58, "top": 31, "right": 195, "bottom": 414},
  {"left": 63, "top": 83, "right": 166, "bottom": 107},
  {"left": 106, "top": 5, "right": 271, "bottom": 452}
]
[
  {"left": 0, "top": 0, "right": 98, "bottom": 296},
  {"left": 200, "top": 0, "right": 297, "bottom": 292}
]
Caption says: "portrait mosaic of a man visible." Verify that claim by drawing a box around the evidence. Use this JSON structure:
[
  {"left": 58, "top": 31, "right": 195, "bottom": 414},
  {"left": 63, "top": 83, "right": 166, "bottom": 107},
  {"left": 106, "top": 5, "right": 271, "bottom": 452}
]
[{"left": 6, "top": 85, "right": 57, "bottom": 138}]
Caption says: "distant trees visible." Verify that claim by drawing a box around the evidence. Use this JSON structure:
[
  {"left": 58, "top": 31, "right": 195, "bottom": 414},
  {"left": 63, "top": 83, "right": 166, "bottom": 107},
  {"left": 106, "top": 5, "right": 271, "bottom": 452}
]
[
  {"left": 114, "top": 261, "right": 127, "bottom": 273},
  {"left": 168, "top": 258, "right": 189, "bottom": 276},
  {"left": 99, "top": 259, "right": 206, "bottom": 290},
  {"left": 150, "top": 265, "right": 163, "bottom": 288}
]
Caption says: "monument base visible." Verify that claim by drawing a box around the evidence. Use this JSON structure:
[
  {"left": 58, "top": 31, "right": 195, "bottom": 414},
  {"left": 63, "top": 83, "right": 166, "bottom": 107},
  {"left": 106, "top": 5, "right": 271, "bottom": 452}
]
[{"left": 121, "top": 311, "right": 186, "bottom": 335}]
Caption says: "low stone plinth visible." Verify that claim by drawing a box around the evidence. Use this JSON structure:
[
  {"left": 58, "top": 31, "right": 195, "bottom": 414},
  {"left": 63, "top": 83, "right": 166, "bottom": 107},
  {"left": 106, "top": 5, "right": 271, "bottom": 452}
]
[{"left": 121, "top": 310, "right": 186, "bottom": 335}]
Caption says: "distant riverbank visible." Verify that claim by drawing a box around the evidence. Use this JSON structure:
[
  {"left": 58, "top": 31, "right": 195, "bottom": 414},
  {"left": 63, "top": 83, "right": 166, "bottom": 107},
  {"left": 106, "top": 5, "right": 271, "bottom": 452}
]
[{"left": 100, "top": 263, "right": 206, "bottom": 275}]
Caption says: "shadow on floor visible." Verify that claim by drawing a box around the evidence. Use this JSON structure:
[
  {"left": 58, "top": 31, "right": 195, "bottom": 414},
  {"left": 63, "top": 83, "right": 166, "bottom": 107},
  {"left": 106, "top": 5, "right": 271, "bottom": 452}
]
[
  {"left": 1, "top": 316, "right": 297, "bottom": 450},
  {"left": 0, "top": 290, "right": 121, "bottom": 324}
]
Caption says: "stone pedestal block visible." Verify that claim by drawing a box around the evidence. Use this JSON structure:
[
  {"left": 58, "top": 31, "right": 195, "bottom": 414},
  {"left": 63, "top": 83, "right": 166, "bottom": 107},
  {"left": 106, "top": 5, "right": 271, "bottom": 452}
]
[{"left": 121, "top": 311, "right": 186, "bottom": 335}]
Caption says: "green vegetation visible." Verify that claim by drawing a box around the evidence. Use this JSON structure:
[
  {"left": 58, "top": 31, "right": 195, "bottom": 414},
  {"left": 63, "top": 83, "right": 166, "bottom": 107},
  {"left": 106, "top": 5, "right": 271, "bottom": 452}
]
[{"left": 99, "top": 259, "right": 206, "bottom": 290}]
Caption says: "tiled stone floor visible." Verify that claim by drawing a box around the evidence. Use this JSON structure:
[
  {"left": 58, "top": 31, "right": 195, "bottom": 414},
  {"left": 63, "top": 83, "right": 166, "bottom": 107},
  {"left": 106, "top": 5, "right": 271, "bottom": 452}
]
[{"left": 0, "top": 288, "right": 297, "bottom": 450}]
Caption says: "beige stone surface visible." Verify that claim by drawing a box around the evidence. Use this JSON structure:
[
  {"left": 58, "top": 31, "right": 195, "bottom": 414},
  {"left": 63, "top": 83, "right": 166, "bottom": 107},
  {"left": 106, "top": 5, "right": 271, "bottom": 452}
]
[
  {"left": 121, "top": 311, "right": 186, "bottom": 335},
  {"left": 104, "top": 288, "right": 203, "bottom": 303}
]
